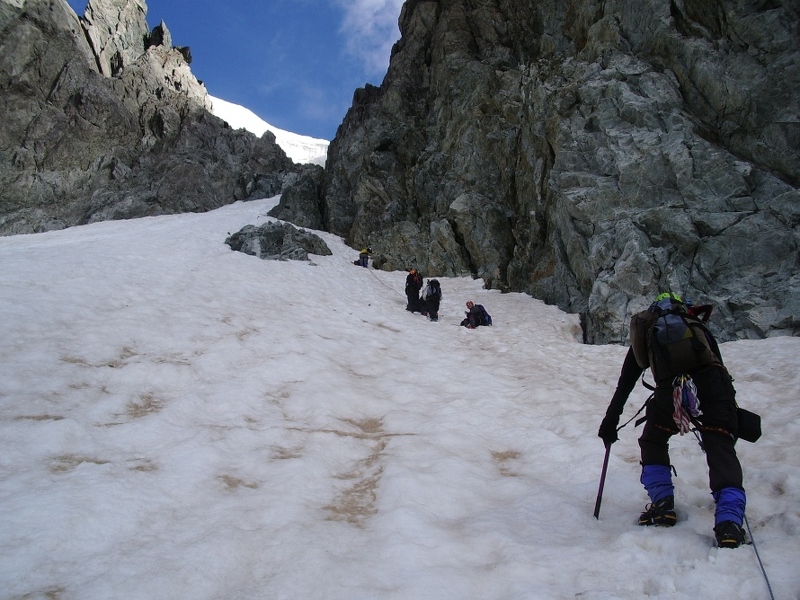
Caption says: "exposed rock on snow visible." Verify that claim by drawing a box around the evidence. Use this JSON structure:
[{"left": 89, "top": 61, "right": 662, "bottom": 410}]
[{"left": 225, "top": 221, "right": 332, "bottom": 261}]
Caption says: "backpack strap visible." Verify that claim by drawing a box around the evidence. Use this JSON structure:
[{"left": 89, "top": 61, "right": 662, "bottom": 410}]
[{"left": 622, "top": 391, "right": 652, "bottom": 429}]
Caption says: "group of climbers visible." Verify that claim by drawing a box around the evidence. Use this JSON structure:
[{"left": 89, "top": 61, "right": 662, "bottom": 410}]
[
  {"left": 404, "top": 268, "right": 443, "bottom": 321},
  {"left": 404, "top": 268, "right": 492, "bottom": 327},
  {"left": 360, "top": 249, "right": 753, "bottom": 549},
  {"left": 354, "top": 250, "right": 448, "bottom": 322}
]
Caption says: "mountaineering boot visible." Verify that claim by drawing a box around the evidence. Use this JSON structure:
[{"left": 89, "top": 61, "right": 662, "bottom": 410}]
[
  {"left": 714, "top": 521, "right": 745, "bottom": 549},
  {"left": 712, "top": 487, "right": 746, "bottom": 548},
  {"left": 638, "top": 495, "right": 677, "bottom": 527}
]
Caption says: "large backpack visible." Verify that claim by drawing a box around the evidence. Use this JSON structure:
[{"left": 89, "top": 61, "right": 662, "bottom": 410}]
[
  {"left": 629, "top": 294, "right": 720, "bottom": 383},
  {"left": 424, "top": 279, "right": 442, "bottom": 301},
  {"left": 477, "top": 304, "right": 492, "bottom": 326}
]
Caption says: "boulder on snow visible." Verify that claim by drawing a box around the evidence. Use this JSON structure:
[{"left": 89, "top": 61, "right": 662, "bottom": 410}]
[{"left": 225, "top": 222, "right": 332, "bottom": 261}]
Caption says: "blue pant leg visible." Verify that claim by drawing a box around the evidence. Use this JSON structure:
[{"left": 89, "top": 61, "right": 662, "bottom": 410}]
[
  {"left": 640, "top": 464, "right": 675, "bottom": 503},
  {"left": 713, "top": 487, "right": 746, "bottom": 526}
]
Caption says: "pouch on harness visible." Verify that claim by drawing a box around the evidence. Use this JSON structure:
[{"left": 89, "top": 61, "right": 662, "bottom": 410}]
[{"left": 629, "top": 295, "right": 719, "bottom": 384}]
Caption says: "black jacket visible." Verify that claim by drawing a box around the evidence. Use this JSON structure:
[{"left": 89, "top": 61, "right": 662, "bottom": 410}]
[{"left": 405, "top": 272, "right": 422, "bottom": 294}]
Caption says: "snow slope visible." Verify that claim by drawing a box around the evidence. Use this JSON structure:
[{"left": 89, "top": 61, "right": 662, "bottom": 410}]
[
  {"left": 0, "top": 197, "right": 797, "bottom": 599},
  {"left": 210, "top": 96, "right": 329, "bottom": 166}
]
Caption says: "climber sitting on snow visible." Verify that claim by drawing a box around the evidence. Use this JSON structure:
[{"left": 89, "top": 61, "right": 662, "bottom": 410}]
[{"left": 460, "top": 300, "right": 492, "bottom": 328}]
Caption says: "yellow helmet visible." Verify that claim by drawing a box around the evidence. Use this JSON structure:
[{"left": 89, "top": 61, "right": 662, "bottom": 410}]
[{"left": 655, "top": 292, "right": 682, "bottom": 302}]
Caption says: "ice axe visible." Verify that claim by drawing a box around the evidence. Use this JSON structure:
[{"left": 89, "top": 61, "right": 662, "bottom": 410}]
[
  {"left": 593, "top": 441, "right": 611, "bottom": 519},
  {"left": 593, "top": 396, "right": 650, "bottom": 519}
]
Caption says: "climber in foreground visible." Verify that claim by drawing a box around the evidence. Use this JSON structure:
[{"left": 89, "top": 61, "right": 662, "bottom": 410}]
[{"left": 598, "top": 292, "right": 747, "bottom": 548}]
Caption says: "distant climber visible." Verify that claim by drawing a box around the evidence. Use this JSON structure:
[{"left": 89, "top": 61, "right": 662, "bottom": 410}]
[
  {"left": 420, "top": 279, "right": 442, "bottom": 322},
  {"left": 405, "top": 268, "right": 423, "bottom": 312},
  {"left": 460, "top": 301, "right": 491, "bottom": 328},
  {"left": 358, "top": 246, "right": 372, "bottom": 268}
]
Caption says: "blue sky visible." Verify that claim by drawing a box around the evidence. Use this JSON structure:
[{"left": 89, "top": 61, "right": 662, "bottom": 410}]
[{"left": 67, "top": 0, "right": 404, "bottom": 140}]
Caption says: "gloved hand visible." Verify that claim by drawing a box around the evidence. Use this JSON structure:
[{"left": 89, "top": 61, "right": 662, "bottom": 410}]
[{"left": 598, "top": 415, "right": 620, "bottom": 445}]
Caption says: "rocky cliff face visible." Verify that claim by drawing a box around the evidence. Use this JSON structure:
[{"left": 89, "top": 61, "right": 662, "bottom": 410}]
[
  {"left": 0, "top": 0, "right": 297, "bottom": 235},
  {"left": 317, "top": 0, "right": 800, "bottom": 342}
]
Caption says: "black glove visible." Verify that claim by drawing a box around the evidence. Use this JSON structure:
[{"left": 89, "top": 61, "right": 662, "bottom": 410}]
[{"left": 598, "top": 415, "right": 620, "bottom": 445}]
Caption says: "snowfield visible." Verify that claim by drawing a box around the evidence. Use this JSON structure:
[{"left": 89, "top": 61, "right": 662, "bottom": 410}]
[
  {"left": 210, "top": 96, "right": 329, "bottom": 166},
  {"left": 0, "top": 197, "right": 797, "bottom": 599}
]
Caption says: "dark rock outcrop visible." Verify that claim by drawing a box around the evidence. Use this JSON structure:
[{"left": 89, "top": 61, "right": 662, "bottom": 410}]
[
  {"left": 225, "top": 222, "right": 332, "bottom": 261},
  {"left": 319, "top": 0, "right": 800, "bottom": 342},
  {"left": 267, "top": 164, "right": 326, "bottom": 230},
  {"left": 0, "top": 0, "right": 298, "bottom": 235}
]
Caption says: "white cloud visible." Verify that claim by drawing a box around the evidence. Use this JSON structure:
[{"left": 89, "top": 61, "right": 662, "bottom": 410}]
[{"left": 333, "top": 0, "right": 405, "bottom": 76}]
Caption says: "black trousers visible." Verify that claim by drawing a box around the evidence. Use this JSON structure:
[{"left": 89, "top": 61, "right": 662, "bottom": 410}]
[
  {"left": 406, "top": 292, "right": 419, "bottom": 311},
  {"left": 638, "top": 366, "right": 743, "bottom": 493},
  {"left": 425, "top": 298, "right": 440, "bottom": 319}
]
